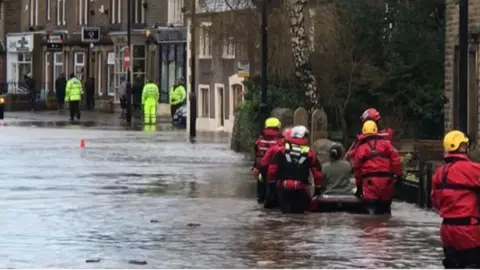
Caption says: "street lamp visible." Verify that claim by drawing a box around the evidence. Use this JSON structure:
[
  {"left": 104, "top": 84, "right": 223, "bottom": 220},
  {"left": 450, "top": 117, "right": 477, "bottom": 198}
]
[
  {"left": 126, "top": 0, "right": 133, "bottom": 124},
  {"left": 189, "top": 0, "right": 197, "bottom": 138},
  {"left": 259, "top": 0, "right": 269, "bottom": 133}
]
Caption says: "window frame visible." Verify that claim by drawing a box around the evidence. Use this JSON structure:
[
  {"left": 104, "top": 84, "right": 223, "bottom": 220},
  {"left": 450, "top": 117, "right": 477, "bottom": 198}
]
[
  {"left": 57, "top": 0, "right": 66, "bottom": 25},
  {"left": 74, "top": 52, "right": 85, "bottom": 81},
  {"left": 46, "top": 0, "right": 51, "bottom": 21},
  {"left": 198, "top": 84, "right": 210, "bottom": 118},
  {"left": 110, "top": 0, "right": 121, "bottom": 24},
  {"left": 198, "top": 22, "right": 212, "bottom": 59}
]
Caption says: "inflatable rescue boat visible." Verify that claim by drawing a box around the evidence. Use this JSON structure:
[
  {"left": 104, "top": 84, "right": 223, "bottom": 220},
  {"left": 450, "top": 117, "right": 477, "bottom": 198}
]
[{"left": 310, "top": 194, "right": 369, "bottom": 214}]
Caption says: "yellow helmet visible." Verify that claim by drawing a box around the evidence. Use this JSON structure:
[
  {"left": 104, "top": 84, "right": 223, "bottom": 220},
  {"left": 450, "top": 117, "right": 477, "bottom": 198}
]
[
  {"left": 362, "top": 120, "right": 378, "bottom": 135},
  {"left": 265, "top": 117, "right": 281, "bottom": 129},
  {"left": 443, "top": 130, "right": 469, "bottom": 152}
]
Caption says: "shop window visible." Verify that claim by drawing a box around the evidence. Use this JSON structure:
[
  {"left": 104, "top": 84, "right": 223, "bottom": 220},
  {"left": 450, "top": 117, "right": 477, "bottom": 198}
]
[
  {"left": 53, "top": 52, "right": 64, "bottom": 92},
  {"left": 74, "top": 52, "right": 85, "bottom": 81}
]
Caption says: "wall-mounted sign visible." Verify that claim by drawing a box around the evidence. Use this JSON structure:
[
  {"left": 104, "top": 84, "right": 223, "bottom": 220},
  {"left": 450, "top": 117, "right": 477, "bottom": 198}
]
[
  {"left": 46, "top": 34, "right": 63, "bottom": 52},
  {"left": 81, "top": 27, "right": 100, "bottom": 43},
  {"left": 237, "top": 61, "right": 250, "bottom": 78},
  {"left": 6, "top": 34, "right": 33, "bottom": 53}
]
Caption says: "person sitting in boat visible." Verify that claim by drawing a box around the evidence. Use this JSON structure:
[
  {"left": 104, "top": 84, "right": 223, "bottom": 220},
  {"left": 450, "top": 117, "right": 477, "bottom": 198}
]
[
  {"left": 260, "top": 127, "right": 293, "bottom": 208},
  {"left": 321, "top": 143, "right": 356, "bottom": 195},
  {"left": 352, "top": 120, "right": 403, "bottom": 215},
  {"left": 345, "top": 108, "right": 393, "bottom": 161},
  {"left": 253, "top": 117, "right": 283, "bottom": 203},
  {"left": 267, "top": 125, "right": 323, "bottom": 213}
]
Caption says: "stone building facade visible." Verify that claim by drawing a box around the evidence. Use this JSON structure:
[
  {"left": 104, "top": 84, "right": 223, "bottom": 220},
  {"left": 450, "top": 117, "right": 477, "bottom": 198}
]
[
  {"left": 444, "top": 0, "right": 480, "bottom": 143},
  {"left": 4, "top": 0, "right": 186, "bottom": 112}
]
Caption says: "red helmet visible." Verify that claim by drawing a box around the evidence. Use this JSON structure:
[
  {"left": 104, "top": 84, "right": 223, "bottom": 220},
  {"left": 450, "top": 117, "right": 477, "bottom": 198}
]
[
  {"left": 361, "top": 108, "right": 381, "bottom": 122},
  {"left": 282, "top": 127, "right": 293, "bottom": 139}
]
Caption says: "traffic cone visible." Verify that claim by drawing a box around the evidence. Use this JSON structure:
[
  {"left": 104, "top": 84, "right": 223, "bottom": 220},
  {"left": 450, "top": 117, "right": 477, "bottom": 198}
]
[{"left": 80, "top": 139, "right": 85, "bottom": 149}]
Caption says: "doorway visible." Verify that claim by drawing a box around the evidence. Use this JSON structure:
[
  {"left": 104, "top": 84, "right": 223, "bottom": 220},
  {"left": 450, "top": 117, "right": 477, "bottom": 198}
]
[{"left": 217, "top": 85, "right": 224, "bottom": 127}]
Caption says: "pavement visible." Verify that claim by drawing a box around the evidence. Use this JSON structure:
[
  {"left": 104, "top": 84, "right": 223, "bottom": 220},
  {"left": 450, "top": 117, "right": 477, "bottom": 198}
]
[{"left": 1, "top": 110, "right": 176, "bottom": 131}]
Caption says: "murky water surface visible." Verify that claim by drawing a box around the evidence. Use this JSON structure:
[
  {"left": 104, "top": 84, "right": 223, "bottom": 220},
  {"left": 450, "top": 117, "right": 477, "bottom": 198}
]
[{"left": 0, "top": 125, "right": 443, "bottom": 268}]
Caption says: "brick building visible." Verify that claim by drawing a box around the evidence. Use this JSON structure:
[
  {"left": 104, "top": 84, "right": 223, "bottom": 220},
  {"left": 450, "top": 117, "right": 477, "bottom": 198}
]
[
  {"left": 0, "top": 0, "right": 23, "bottom": 86},
  {"left": 444, "top": 0, "right": 480, "bottom": 143},
  {"left": 4, "top": 0, "right": 186, "bottom": 111}
]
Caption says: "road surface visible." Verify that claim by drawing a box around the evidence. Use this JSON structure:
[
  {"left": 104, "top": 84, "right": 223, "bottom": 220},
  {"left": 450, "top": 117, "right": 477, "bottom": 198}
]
[{"left": 0, "top": 118, "right": 443, "bottom": 268}]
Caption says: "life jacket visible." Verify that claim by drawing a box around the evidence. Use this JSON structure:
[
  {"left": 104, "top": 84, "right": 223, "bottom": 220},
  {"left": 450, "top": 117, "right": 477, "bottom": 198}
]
[
  {"left": 255, "top": 137, "right": 280, "bottom": 167},
  {"left": 277, "top": 143, "right": 311, "bottom": 185},
  {"left": 437, "top": 157, "right": 480, "bottom": 226},
  {"left": 358, "top": 135, "right": 395, "bottom": 179}
]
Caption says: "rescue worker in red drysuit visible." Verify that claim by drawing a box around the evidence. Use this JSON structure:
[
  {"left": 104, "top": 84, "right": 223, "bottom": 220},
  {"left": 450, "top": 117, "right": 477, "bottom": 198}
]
[
  {"left": 253, "top": 117, "right": 283, "bottom": 203},
  {"left": 261, "top": 127, "right": 293, "bottom": 208},
  {"left": 345, "top": 108, "right": 393, "bottom": 160},
  {"left": 431, "top": 130, "right": 480, "bottom": 268},
  {"left": 268, "top": 125, "right": 323, "bottom": 213},
  {"left": 352, "top": 120, "right": 403, "bottom": 215}
]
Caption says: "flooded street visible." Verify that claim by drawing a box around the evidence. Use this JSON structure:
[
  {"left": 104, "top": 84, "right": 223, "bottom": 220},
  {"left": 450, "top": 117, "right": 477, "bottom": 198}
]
[{"left": 0, "top": 124, "right": 443, "bottom": 268}]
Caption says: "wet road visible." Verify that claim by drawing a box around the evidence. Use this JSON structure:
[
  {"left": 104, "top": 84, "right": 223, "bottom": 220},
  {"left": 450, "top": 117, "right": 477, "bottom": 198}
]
[{"left": 0, "top": 124, "right": 443, "bottom": 268}]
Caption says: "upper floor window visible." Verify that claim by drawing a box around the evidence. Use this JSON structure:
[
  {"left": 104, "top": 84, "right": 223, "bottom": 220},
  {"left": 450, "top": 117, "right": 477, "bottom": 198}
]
[
  {"left": 78, "top": 0, "right": 88, "bottom": 25},
  {"left": 46, "top": 0, "right": 51, "bottom": 21},
  {"left": 198, "top": 22, "right": 212, "bottom": 59},
  {"left": 168, "top": 0, "right": 184, "bottom": 25},
  {"left": 222, "top": 36, "right": 235, "bottom": 59},
  {"left": 29, "top": 0, "right": 38, "bottom": 26},
  {"left": 57, "top": 0, "right": 66, "bottom": 25},
  {"left": 133, "top": 0, "right": 145, "bottom": 24},
  {"left": 111, "top": 0, "right": 121, "bottom": 24}
]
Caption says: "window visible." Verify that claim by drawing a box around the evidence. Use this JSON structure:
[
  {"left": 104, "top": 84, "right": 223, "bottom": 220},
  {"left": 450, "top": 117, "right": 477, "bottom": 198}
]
[
  {"left": 97, "top": 52, "right": 103, "bottom": 95},
  {"left": 114, "top": 45, "right": 127, "bottom": 102},
  {"left": 46, "top": 0, "right": 51, "bottom": 21},
  {"left": 17, "top": 53, "right": 32, "bottom": 83},
  {"left": 133, "top": 45, "right": 145, "bottom": 82},
  {"left": 74, "top": 52, "right": 85, "bottom": 81},
  {"left": 231, "top": 84, "right": 243, "bottom": 116},
  {"left": 57, "top": 0, "right": 66, "bottom": 25},
  {"left": 44, "top": 52, "right": 51, "bottom": 92},
  {"left": 29, "top": 0, "right": 38, "bottom": 26},
  {"left": 78, "top": 0, "right": 88, "bottom": 25},
  {"left": 199, "top": 23, "right": 212, "bottom": 59},
  {"left": 168, "top": 0, "right": 184, "bottom": 25},
  {"left": 53, "top": 52, "right": 63, "bottom": 92},
  {"left": 199, "top": 86, "right": 209, "bottom": 117},
  {"left": 111, "top": 0, "right": 121, "bottom": 24},
  {"left": 222, "top": 36, "right": 235, "bottom": 59},
  {"left": 133, "top": 0, "right": 145, "bottom": 24},
  {"left": 107, "top": 52, "right": 115, "bottom": 96}
]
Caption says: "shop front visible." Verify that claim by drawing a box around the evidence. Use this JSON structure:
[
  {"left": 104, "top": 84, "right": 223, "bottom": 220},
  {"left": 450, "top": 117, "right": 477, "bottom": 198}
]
[
  {"left": 6, "top": 33, "right": 34, "bottom": 92},
  {"left": 154, "top": 26, "right": 187, "bottom": 104}
]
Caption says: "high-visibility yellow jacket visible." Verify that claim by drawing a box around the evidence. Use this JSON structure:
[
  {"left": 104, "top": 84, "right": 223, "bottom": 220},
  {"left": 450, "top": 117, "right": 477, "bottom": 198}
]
[
  {"left": 65, "top": 78, "right": 83, "bottom": 102},
  {"left": 142, "top": 83, "right": 159, "bottom": 104},
  {"left": 169, "top": 85, "right": 186, "bottom": 105}
]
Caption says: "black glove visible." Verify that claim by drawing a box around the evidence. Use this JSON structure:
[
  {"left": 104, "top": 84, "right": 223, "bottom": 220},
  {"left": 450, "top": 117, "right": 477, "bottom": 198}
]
[
  {"left": 355, "top": 184, "right": 363, "bottom": 198},
  {"left": 314, "top": 186, "right": 325, "bottom": 196}
]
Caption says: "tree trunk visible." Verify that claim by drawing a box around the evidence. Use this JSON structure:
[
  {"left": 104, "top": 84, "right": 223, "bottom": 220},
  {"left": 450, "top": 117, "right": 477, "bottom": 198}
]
[{"left": 287, "top": 0, "right": 318, "bottom": 108}]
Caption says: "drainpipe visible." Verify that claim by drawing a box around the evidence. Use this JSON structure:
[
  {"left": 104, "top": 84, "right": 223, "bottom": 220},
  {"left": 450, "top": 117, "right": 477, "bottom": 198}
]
[{"left": 458, "top": 0, "right": 468, "bottom": 134}]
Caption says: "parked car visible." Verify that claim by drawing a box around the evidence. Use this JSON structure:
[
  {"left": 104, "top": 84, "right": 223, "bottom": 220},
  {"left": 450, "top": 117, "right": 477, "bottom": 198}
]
[{"left": 173, "top": 103, "right": 187, "bottom": 128}]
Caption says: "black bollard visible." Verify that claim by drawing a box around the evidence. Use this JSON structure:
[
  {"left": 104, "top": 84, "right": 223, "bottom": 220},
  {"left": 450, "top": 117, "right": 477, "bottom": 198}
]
[
  {"left": 425, "top": 162, "right": 433, "bottom": 209},
  {"left": 417, "top": 161, "right": 426, "bottom": 208}
]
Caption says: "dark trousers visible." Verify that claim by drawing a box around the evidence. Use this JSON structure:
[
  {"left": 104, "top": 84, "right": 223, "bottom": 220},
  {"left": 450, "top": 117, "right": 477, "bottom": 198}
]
[
  {"left": 170, "top": 103, "right": 181, "bottom": 122},
  {"left": 86, "top": 92, "right": 95, "bottom": 110},
  {"left": 69, "top": 100, "right": 81, "bottom": 120},
  {"left": 444, "top": 247, "right": 480, "bottom": 268},
  {"left": 29, "top": 91, "right": 36, "bottom": 110}
]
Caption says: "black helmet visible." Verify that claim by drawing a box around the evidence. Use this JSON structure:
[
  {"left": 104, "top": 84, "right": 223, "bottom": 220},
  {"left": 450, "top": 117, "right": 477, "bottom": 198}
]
[{"left": 329, "top": 143, "right": 343, "bottom": 160}]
